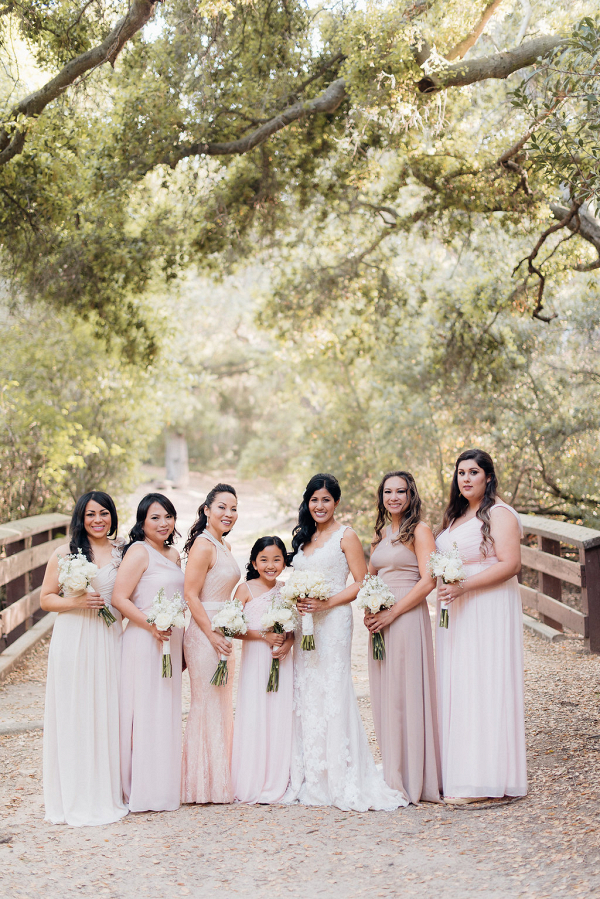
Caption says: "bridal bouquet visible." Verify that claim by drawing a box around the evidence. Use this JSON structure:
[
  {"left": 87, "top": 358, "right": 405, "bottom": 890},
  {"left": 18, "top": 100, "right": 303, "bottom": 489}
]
[
  {"left": 57, "top": 549, "right": 116, "bottom": 628},
  {"left": 427, "top": 543, "right": 467, "bottom": 629},
  {"left": 210, "top": 598, "right": 248, "bottom": 686},
  {"left": 260, "top": 595, "right": 296, "bottom": 692},
  {"left": 146, "top": 587, "right": 187, "bottom": 677},
  {"left": 279, "top": 570, "right": 330, "bottom": 651},
  {"left": 356, "top": 574, "right": 396, "bottom": 660}
]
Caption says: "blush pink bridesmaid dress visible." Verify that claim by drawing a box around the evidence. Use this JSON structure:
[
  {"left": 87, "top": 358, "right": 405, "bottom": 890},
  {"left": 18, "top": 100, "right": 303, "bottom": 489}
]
[
  {"left": 435, "top": 500, "right": 527, "bottom": 799},
  {"left": 231, "top": 581, "right": 293, "bottom": 803},
  {"left": 119, "top": 542, "right": 184, "bottom": 812},
  {"left": 369, "top": 528, "right": 441, "bottom": 804},
  {"left": 181, "top": 531, "right": 241, "bottom": 804}
]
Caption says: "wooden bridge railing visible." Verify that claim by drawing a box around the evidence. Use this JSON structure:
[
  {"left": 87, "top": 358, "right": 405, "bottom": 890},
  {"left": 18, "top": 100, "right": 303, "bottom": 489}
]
[
  {"left": 0, "top": 513, "right": 70, "bottom": 649},
  {"left": 519, "top": 515, "right": 600, "bottom": 653}
]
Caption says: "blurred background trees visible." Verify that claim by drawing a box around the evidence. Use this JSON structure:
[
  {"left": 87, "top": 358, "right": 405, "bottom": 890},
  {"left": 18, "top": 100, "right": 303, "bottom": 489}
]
[{"left": 1, "top": 0, "right": 599, "bottom": 531}]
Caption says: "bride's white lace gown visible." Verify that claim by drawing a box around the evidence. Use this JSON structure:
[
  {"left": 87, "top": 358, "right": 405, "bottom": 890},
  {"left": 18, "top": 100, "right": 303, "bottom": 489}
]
[{"left": 283, "top": 526, "right": 408, "bottom": 811}]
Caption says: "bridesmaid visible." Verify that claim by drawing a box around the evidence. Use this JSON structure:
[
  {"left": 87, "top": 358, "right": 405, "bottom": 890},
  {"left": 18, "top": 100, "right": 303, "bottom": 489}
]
[
  {"left": 40, "top": 491, "right": 127, "bottom": 826},
  {"left": 181, "top": 483, "right": 241, "bottom": 804},
  {"left": 231, "top": 536, "right": 293, "bottom": 804},
  {"left": 112, "top": 493, "right": 184, "bottom": 813},
  {"left": 364, "top": 471, "right": 442, "bottom": 804},
  {"left": 436, "top": 448, "right": 526, "bottom": 804}
]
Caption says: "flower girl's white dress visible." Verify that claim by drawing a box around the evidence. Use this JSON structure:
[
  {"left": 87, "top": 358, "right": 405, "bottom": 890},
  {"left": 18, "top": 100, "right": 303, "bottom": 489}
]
[{"left": 283, "top": 526, "right": 407, "bottom": 811}]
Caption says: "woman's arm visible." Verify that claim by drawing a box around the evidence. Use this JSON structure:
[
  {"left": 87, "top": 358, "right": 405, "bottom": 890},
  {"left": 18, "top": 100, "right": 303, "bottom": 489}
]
[
  {"left": 40, "top": 547, "right": 106, "bottom": 613},
  {"left": 184, "top": 538, "right": 232, "bottom": 656},
  {"left": 437, "top": 507, "right": 522, "bottom": 604},
  {"left": 365, "top": 524, "right": 437, "bottom": 634}
]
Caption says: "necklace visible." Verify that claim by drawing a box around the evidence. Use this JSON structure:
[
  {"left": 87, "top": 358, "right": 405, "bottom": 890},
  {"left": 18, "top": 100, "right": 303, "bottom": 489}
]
[{"left": 312, "top": 522, "right": 337, "bottom": 543}]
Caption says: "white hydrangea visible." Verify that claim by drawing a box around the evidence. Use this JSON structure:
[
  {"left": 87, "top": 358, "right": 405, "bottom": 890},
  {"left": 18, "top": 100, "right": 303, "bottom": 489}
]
[{"left": 427, "top": 543, "right": 467, "bottom": 585}]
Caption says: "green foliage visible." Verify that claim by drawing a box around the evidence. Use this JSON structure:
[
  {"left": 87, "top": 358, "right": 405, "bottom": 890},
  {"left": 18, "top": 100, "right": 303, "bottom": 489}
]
[{"left": 0, "top": 303, "right": 163, "bottom": 523}]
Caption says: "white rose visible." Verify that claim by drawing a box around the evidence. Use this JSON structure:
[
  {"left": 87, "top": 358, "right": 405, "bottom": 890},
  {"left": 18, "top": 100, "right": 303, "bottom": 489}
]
[
  {"left": 66, "top": 572, "right": 89, "bottom": 593},
  {"left": 173, "top": 613, "right": 186, "bottom": 629},
  {"left": 154, "top": 612, "right": 172, "bottom": 630}
]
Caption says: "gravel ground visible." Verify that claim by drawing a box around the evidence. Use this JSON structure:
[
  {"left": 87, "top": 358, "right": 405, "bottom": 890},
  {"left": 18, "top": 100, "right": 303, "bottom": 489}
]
[{"left": 1, "top": 474, "right": 600, "bottom": 897}]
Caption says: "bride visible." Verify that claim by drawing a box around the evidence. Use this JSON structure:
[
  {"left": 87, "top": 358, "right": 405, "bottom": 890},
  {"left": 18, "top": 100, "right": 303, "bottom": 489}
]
[{"left": 283, "top": 473, "right": 407, "bottom": 811}]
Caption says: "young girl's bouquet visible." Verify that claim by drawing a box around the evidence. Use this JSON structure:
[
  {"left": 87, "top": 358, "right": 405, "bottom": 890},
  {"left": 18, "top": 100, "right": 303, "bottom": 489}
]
[
  {"left": 58, "top": 549, "right": 116, "bottom": 627},
  {"left": 210, "top": 598, "right": 248, "bottom": 686},
  {"left": 356, "top": 574, "right": 396, "bottom": 660},
  {"left": 260, "top": 596, "right": 296, "bottom": 692},
  {"left": 146, "top": 587, "right": 187, "bottom": 677},
  {"left": 427, "top": 543, "right": 467, "bottom": 628},
  {"left": 279, "top": 570, "right": 330, "bottom": 650}
]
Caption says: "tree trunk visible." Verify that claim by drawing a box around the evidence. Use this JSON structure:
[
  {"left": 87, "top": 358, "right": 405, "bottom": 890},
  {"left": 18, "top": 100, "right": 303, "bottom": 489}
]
[{"left": 165, "top": 431, "right": 190, "bottom": 489}]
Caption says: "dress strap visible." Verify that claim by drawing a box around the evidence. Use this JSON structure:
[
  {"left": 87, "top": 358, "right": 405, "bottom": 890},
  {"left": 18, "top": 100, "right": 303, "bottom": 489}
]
[
  {"left": 246, "top": 580, "right": 256, "bottom": 599},
  {"left": 200, "top": 531, "right": 225, "bottom": 551},
  {"left": 490, "top": 500, "right": 523, "bottom": 536}
]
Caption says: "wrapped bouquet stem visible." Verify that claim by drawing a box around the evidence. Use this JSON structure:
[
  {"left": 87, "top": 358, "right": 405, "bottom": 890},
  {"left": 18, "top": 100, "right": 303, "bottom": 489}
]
[
  {"left": 356, "top": 573, "right": 396, "bottom": 660},
  {"left": 146, "top": 588, "right": 187, "bottom": 677},
  {"left": 427, "top": 543, "right": 467, "bottom": 629},
  {"left": 57, "top": 549, "right": 116, "bottom": 627},
  {"left": 260, "top": 597, "right": 296, "bottom": 692},
  {"left": 279, "top": 570, "right": 330, "bottom": 651},
  {"left": 211, "top": 599, "right": 248, "bottom": 686}
]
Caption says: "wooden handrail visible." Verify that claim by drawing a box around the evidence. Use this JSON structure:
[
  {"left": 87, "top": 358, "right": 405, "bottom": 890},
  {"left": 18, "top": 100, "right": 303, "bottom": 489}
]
[
  {"left": 519, "top": 514, "right": 600, "bottom": 652},
  {"left": 0, "top": 513, "right": 70, "bottom": 549}
]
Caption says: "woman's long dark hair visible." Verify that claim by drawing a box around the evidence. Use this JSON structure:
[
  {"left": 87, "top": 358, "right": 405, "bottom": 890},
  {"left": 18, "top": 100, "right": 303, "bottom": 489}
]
[
  {"left": 183, "top": 483, "right": 237, "bottom": 555},
  {"left": 441, "top": 449, "right": 498, "bottom": 556},
  {"left": 69, "top": 491, "right": 118, "bottom": 562},
  {"left": 372, "top": 471, "right": 422, "bottom": 547},
  {"left": 246, "top": 536, "right": 288, "bottom": 580},
  {"left": 123, "top": 493, "right": 180, "bottom": 556},
  {"left": 290, "top": 473, "right": 341, "bottom": 558}
]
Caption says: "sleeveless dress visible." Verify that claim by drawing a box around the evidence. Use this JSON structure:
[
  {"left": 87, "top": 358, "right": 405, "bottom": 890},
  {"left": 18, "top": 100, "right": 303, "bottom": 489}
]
[
  {"left": 181, "top": 532, "right": 241, "bottom": 804},
  {"left": 369, "top": 529, "right": 441, "bottom": 803},
  {"left": 119, "top": 542, "right": 184, "bottom": 812},
  {"left": 231, "top": 580, "right": 293, "bottom": 803},
  {"left": 43, "top": 541, "right": 127, "bottom": 826},
  {"left": 283, "top": 526, "right": 407, "bottom": 811},
  {"left": 435, "top": 500, "right": 527, "bottom": 798}
]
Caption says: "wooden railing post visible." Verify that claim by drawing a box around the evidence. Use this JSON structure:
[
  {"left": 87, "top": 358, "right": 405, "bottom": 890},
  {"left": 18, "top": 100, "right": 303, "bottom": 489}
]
[
  {"left": 538, "top": 536, "right": 563, "bottom": 632},
  {"left": 581, "top": 544, "right": 600, "bottom": 654}
]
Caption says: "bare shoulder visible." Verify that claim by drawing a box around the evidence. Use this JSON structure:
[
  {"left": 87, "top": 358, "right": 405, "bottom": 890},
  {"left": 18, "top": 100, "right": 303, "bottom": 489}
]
[
  {"left": 489, "top": 504, "right": 521, "bottom": 534},
  {"left": 234, "top": 582, "right": 251, "bottom": 604},
  {"left": 414, "top": 521, "right": 434, "bottom": 538},
  {"left": 189, "top": 535, "right": 215, "bottom": 558},
  {"left": 53, "top": 544, "right": 71, "bottom": 560},
  {"left": 340, "top": 526, "right": 361, "bottom": 546}
]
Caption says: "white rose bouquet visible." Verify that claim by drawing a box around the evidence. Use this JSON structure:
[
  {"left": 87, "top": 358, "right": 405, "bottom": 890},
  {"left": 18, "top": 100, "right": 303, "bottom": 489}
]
[
  {"left": 279, "top": 569, "right": 330, "bottom": 651},
  {"left": 260, "top": 594, "right": 297, "bottom": 692},
  {"left": 57, "top": 550, "right": 116, "bottom": 628},
  {"left": 427, "top": 543, "right": 467, "bottom": 628},
  {"left": 356, "top": 573, "right": 396, "bottom": 660},
  {"left": 146, "top": 587, "right": 187, "bottom": 677},
  {"left": 210, "top": 598, "right": 248, "bottom": 686}
]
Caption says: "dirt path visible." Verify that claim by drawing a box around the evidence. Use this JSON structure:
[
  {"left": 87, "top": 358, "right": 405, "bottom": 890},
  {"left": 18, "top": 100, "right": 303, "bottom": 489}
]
[{"left": 2, "top": 472, "right": 600, "bottom": 897}]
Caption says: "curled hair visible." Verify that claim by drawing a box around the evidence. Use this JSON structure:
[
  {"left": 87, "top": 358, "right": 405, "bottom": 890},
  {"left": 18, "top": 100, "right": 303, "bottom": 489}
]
[
  {"left": 69, "top": 491, "right": 118, "bottom": 562},
  {"left": 245, "top": 536, "right": 288, "bottom": 580},
  {"left": 441, "top": 449, "right": 498, "bottom": 557},
  {"left": 184, "top": 483, "right": 237, "bottom": 555},
  {"left": 123, "top": 493, "right": 180, "bottom": 556},
  {"left": 372, "top": 471, "right": 422, "bottom": 547},
  {"left": 291, "top": 473, "right": 341, "bottom": 559}
]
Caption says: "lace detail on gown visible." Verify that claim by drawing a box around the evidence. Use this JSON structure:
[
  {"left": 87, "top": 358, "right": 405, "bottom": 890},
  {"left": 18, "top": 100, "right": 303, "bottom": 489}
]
[{"left": 282, "top": 526, "right": 407, "bottom": 811}]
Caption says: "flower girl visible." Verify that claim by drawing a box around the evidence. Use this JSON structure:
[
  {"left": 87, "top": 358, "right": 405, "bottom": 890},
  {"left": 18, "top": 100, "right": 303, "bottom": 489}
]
[{"left": 231, "top": 536, "right": 294, "bottom": 803}]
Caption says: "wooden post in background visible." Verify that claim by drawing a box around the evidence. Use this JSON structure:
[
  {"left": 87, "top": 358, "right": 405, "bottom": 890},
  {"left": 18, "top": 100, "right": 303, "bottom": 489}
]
[
  {"left": 538, "top": 536, "right": 563, "bottom": 632},
  {"left": 582, "top": 544, "right": 600, "bottom": 654}
]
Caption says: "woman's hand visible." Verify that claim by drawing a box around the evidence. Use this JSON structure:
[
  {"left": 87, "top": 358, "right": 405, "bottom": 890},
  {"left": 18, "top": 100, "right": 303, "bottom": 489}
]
[
  {"left": 150, "top": 624, "right": 172, "bottom": 643},
  {"left": 264, "top": 632, "right": 285, "bottom": 648},
  {"left": 296, "top": 596, "right": 330, "bottom": 614},
  {"left": 364, "top": 607, "right": 397, "bottom": 634},
  {"left": 437, "top": 581, "right": 466, "bottom": 604},
  {"left": 272, "top": 640, "right": 292, "bottom": 661},
  {"left": 68, "top": 590, "right": 105, "bottom": 610},
  {"left": 209, "top": 631, "right": 233, "bottom": 656}
]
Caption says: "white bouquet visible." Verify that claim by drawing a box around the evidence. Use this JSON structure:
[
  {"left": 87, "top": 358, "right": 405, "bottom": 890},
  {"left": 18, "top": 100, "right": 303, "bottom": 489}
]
[
  {"left": 279, "top": 569, "right": 331, "bottom": 651},
  {"left": 58, "top": 549, "right": 116, "bottom": 628},
  {"left": 356, "top": 573, "right": 396, "bottom": 660},
  {"left": 146, "top": 587, "right": 187, "bottom": 677},
  {"left": 260, "top": 593, "right": 296, "bottom": 692},
  {"left": 427, "top": 543, "right": 467, "bottom": 628},
  {"left": 210, "top": 598, "right": 248, "bottom": 686}
]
